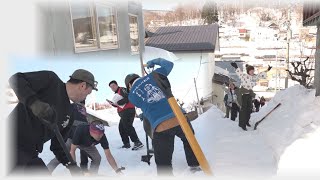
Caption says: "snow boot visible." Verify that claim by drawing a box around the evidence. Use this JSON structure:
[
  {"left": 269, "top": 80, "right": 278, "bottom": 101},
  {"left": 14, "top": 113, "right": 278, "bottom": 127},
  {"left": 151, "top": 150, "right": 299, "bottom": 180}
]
[
  {"left": 241, "top": 126, "right": 247, "bottom": 131},
  {"left": 121, "top": 143, "right": 131, "bottom": 149},
  {"left": 189, "top": 166, "right": 202, "bottom": 173},
  {"left": 246, "top": 122, "right": 251, "bottom": 127},
  {"left": 132, "top": 141, "right": 144, "bottom": 151}
]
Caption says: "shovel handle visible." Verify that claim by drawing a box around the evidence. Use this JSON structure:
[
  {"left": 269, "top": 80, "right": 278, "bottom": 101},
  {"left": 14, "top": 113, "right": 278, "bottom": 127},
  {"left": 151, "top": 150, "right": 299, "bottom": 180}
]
[{"left": 52, "top": 125, "right": 74, "bottom": 163}]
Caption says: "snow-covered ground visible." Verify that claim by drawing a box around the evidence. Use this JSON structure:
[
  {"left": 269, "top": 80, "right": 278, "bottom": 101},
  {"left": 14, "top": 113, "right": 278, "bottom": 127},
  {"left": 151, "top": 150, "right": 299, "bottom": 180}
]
[
  {"left": 5, "top": 85, "right": 320, "bottom": 177},
  {"left": 36, "top": 106, "right": 277, "bottom": 177}
]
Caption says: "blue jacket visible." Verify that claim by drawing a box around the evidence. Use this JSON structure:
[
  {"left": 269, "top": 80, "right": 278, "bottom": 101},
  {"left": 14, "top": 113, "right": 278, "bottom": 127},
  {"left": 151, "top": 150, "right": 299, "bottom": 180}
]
[{"left": 128, "top": 58, "right": 175, "bottom": 130}]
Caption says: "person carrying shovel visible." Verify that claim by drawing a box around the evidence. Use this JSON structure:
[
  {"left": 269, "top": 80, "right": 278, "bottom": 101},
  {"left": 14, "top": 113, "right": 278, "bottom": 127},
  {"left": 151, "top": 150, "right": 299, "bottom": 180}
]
[
  {"left": 124, "top": 58, "right": 201, "bottom": 176},
  {"left": 7, "top": 69, "right": 97, "bottom": 176}
]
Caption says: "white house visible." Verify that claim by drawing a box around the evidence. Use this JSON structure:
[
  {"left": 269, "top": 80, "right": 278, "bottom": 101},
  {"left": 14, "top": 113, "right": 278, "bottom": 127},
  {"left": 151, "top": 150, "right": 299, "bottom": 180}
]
[{"left": 145, "top": 24, "right": 220, "bottom": 111}]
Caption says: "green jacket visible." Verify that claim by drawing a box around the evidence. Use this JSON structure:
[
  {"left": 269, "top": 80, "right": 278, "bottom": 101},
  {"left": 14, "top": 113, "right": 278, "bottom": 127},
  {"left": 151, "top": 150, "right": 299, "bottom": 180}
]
[{"left": 236, "top": 87, "right": 256, "bottom": 108}]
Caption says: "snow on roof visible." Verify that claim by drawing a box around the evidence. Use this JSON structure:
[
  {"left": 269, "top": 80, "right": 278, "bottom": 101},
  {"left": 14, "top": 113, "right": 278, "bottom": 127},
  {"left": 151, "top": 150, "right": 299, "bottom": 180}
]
[{"left": 214, "top": 66, "right": 229, "bottom": 76}]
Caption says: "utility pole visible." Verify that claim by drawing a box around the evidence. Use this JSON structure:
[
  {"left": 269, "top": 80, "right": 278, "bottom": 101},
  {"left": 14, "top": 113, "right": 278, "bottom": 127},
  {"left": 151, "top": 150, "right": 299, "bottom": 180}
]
[
  {"left": 316, "top": 25, "right": 320, "bottom": 96},
  {"left": 275, "top": 51, "right": 278, "bottom": 93},
  {"left": 194, "top": 78, "right": 202, "bottom": 114},
  {"left": 285, "top": 8, "right": 292, "bottom": 89}
]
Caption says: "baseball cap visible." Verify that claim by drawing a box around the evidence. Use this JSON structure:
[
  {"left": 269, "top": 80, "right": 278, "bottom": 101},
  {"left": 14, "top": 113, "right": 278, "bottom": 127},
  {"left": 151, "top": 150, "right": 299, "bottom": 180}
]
[
  {"left": 89, "top": 123, "right": 105, "bottom": 135},
  {"left": 70, "top": 69, "right": 98, "bottom": 91}
]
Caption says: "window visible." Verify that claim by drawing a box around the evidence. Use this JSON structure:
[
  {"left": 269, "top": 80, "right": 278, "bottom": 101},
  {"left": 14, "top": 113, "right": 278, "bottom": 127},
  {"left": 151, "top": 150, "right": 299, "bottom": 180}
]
[
  {"left": 70, "top": 1, "right": 97, "bottom": 50},
  {"left": 96, "top": 3, "right": 118, "bottom": 49},
  {"left": 70, "top": 0, "right": 119, "bottom": 52},
  {"left": 128, "top": 15, "right": 139, "bottom": 54}
]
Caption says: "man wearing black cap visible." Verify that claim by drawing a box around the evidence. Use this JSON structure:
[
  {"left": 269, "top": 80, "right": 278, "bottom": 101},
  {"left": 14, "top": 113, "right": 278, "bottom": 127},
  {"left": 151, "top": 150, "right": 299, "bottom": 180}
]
[{"left": 8, "top": 69, "right": 97, "bottom": 175}]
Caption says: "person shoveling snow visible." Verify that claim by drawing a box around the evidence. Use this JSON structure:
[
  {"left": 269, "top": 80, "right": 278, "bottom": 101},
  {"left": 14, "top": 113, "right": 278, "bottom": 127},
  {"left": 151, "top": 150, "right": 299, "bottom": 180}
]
[
  {"left": 125, "top": 58, "right": 201, "bottom": 176},
  {"left": 70, "top": 121, "right": 125, "bottom": 176},
  {"left": 7, "top": 69, "right": 97, "bottom": 176}
]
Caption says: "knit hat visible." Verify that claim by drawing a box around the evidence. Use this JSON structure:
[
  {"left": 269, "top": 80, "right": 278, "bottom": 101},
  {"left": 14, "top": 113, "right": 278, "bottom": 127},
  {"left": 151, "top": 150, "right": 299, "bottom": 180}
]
[
  {"left": 246, "top": 64, "right": 254, "bottom": 74},
  {"left": 89, "top": 123, "right": 105, "bottom": 135}
]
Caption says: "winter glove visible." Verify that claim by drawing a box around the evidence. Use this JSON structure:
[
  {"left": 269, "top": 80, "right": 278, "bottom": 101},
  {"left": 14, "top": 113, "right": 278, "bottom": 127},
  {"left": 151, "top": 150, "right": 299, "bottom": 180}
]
[
  {"left": 65, "top": 162, "right": 83, "bottom": 176},
  {"left": 146, "top": 58, "right": 163, "bottom": 69},
  {"left": 29, "top": 99, "right": 56, "bottom": 126},
  {"left": 115, "top": 167, "right": 125, "bottom": 174},
  {"left": 56, "top": 152, "right": 70, "bottom": 167},
  {"left": 267, "top": 65, "right": 272, "bottom": 71},
  {"left": 230, "top": 62, "right": 238, "bottom": 69},
  {"left": 138, "top": 113, "right": 144, "bottom": 121}
]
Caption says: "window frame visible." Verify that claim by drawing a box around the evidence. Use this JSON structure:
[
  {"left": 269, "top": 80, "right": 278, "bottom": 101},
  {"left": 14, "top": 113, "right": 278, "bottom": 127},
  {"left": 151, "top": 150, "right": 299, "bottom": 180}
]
[
  {"left": 69, "top": 0, "right": 120, "bottom": 53},
  {"left": 95, "top": 1, "right": 120, "bottom": 50},
  {"left": 128, "top": 13, "right": 140, "bottom": 55}
]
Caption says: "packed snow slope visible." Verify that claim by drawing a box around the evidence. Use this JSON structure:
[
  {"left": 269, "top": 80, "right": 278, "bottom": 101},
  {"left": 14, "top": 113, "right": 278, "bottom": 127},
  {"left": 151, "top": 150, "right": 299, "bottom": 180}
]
[
  {"left": 6, "top": 85, "right": 320, "bottom": 177},
  {"left": 250, "top": 85, "right": 320, "bottom": 176}
]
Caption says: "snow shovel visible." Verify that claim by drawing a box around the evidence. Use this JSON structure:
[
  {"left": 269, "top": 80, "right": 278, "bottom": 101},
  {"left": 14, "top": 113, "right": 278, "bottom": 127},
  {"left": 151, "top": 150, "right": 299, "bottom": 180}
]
[
  {"left": 254, "top": 103, "right": 281, "bottom": 130},
  {"left": 141, "top": 132, "right": 153, "bottom": 165},
  {"left": 140, "top": 114, "right": 153, "bottom": 165},
  {"left": 40, "top": 113, "right": 82, "bottom": 176},
  {"left": 53, "top": 125, "right": 83, "bottom": 176},
  {"left": 152, "top": 71, "right": 213, "bottom": 175}
]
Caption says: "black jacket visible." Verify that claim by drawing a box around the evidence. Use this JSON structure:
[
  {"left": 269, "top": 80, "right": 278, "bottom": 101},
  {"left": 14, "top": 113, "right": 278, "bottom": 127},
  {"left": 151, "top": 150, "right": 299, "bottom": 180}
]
[
  {"left": 68, "top": 103, "right": 88, "bottom": 139},
  {"left": 8, "top": 71, "right": 74, "bottom": 164},
  {"left": 114, "top": 87, "right": 130, "bottom": 106}
]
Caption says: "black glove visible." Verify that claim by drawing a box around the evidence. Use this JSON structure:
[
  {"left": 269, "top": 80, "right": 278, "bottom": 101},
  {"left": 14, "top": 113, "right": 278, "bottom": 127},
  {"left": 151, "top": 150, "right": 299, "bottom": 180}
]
[
  {"left": 115, "top": 167, "right": 125, "bottom": 174},
  {"left": 56, "top": 153, "right": 70, "bottom": 167},
  {"left": 65, "top": 162, "right": 83, "bottom": 176},
  {"left": 29, "top": 99, "right": 56, "bottom": 126},
  {"left": 231, "top": 62, "right": 238, "bottom": 69},
  {"left": 138, "top": 114, "right": 144, "bottom": 121},
  {"left": 267, "top": 65, "right": 272, "bottom": 71}
]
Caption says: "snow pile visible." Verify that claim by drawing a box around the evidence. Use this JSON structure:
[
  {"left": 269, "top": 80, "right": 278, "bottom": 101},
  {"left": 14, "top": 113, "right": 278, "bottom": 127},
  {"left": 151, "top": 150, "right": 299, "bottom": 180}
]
[
  {"left": 143, "top": 46, "right": 179, "bottom": 62},
  {"left": 250, "top": 85, "right": 320, "bottom": 175},
  {"left": 194, "top": 106, "right": 277, "bottom": 177}
]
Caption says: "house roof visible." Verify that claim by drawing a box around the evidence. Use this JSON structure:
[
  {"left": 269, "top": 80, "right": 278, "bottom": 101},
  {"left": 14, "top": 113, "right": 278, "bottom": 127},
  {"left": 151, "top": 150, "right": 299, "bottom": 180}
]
[
  {"left": 215, "top": 61, "right": 244, "bottom": 87},
  {"left": 268, "top": 23, "right": 279, "bottom": 29},
  {"left": 303, "top": 2, "right": 320, "bottom": 26},
  {"left": 212, "top": 73, "right": 235, "bottom": 85},
  {"left": 145, "top": 24, "right": 219, "bottom": 52},
  {"left": 239, "top": 29, "right": 247, "bottom": 33}
]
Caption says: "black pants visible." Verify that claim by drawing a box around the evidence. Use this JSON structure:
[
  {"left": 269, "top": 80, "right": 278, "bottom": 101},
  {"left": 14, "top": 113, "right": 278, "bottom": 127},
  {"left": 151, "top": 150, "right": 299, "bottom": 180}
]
[
  {"left": 118, "top": 108, "right": 139, "bottom": 144},
  {"left": 225, "top": 105, "right": 230, "bottom": 118},
  {"left": 152, "top": 122, "right": 199, "bottom": 176},
  {"left": 255, "top": 105, "right": 260, "bottom": 112},
  {"left": 230, "top": 103, "right": 239, "bottom": 121},
  {"left": 239, "top": 94, "right": 253, "bottom": 129},
  {"left": 10, "top": 150, "right": 50, "bottom": 176}
]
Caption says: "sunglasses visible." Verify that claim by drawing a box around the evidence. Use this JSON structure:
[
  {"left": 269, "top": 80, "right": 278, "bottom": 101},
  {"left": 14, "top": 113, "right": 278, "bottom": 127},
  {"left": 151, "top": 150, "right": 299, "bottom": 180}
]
[{"left": 85, "top": 81, "right": 98, "bottom": 90}]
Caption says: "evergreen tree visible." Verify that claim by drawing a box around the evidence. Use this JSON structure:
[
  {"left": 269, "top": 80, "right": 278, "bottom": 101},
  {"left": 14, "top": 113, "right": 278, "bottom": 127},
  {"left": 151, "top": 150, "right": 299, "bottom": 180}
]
[{"left": 201, "top": 1, "right": 219, "bottom": 24}]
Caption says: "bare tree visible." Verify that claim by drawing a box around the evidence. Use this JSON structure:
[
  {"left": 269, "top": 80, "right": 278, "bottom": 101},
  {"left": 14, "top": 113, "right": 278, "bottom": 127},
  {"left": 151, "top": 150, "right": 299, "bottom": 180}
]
[{"left": 286, "top": 57, "right": 315, "bottom": 88}]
